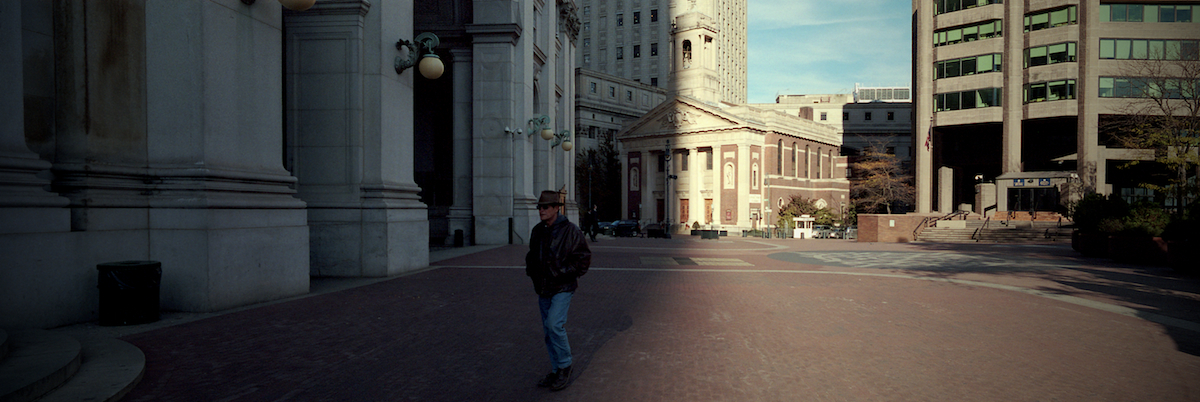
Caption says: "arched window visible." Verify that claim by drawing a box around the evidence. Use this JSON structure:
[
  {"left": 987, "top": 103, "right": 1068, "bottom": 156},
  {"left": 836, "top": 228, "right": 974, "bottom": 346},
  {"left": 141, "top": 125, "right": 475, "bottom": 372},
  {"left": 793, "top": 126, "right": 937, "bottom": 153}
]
[
  {"left": 777, "top": 139, "right": 783, "bottom": 175},
  {"left": 682, "top": 40, "right": 692, "bottom": 68},
  {"left": 816, "top": 147, "right": 822, "bottom": 179},
  {"left": 829, "top": 149, "right": 836, "bottom": 178},
  {"left": 792, "top": 142, "right": 798, "bottom": 177},
  {"left": 804, "top": 145, "right": 810, "bottom": 178},
  {"left": 752, "top": 163, "right": 759, "bottom": 189}
]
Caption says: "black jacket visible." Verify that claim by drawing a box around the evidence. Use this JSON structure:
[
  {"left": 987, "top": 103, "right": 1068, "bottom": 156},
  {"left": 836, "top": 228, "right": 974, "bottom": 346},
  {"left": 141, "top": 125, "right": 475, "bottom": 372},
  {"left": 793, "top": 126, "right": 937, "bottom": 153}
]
[{"left": 526, "top": 215, "right": 592, "bottom": 297}]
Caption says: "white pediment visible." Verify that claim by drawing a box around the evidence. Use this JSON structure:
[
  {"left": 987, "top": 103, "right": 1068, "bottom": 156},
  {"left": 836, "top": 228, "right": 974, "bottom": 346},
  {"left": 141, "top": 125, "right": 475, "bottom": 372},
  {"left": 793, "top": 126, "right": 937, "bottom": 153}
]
[{"left": 619, "top": 97, "right": 743, "bottom": 139}]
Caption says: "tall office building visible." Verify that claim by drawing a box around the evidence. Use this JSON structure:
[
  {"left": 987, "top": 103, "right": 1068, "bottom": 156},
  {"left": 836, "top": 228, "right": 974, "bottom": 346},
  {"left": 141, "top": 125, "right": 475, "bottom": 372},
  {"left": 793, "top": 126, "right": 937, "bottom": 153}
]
[
  {"left": 576, "top": 0, "right": 747, "bottom": 104},
  {"left": 913, "top": 0, "right": 1200, "bottom": 216}
]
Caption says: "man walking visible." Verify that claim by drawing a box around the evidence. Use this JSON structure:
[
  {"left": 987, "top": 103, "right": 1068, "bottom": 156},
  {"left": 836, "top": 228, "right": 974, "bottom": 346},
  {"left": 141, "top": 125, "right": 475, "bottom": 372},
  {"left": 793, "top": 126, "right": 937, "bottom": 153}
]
[
  {"left": 584, "top": 205, "right": 600, "bottom": 242},
  {"left": 526, "top": 190, "right": 591, "bottom": 391}
]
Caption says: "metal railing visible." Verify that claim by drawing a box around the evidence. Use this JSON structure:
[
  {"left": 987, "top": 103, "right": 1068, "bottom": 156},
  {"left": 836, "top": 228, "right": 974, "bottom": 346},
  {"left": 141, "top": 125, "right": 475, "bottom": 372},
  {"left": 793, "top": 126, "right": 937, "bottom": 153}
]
[
  {"left": 912, "top": 210, "right": 970, "bottom": 240},
  {"left": 972, "top": 216, "right": 991, "bottom": 242}
]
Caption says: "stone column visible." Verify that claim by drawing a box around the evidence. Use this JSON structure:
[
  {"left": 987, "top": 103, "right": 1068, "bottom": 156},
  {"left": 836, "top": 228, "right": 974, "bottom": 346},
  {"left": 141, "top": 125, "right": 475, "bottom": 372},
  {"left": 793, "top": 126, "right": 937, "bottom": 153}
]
[
  {"left": 469, "top": 2, "right": 524, "bottom": 244},
  {"left": 641, "top": 150, "right": 655, "bottom": 224},
  {"left": 620, "top": 152, "right": 629, "bottom": 219},
  {"left": 711, "top": 148, "right": 721, "bottom": 227},
  {"left": 287, "top": 0, "right": 427, "bottom": 276},
  {"left": 939, "top": 166, "right": 955, "bottom": 213},
  {"left": 737, "top": 144, "right": 750, "bottom": 228},
  {"left": 913, "top": 0, "right": 934, "bottom": 213},
  {"left": 1077, "top": 1, "right": 1104, "bottom": 194},
  {"left": 1002, "top": 0, "right": 1024, "bottom": 175},
  {"left": 688, "top": 148, "right": 702, "bottom": 228},
  {"left": 448, "top": 48, "right": 474, "bottom": 245},
  {"left": 0, "top": 0, "right": 72, "bottom": 328}
]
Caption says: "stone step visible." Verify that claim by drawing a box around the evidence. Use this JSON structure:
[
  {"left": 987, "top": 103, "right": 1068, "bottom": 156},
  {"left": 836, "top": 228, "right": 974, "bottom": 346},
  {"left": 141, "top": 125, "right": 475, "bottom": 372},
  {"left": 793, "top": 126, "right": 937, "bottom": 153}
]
[
  {"left": 917, "top": 226, "right": 1072, "bottom": 243},
  {"left": 0, "top": 329, "right": 81, "bottom": 402},
  {"left": 37, "top": 338, "right": 145, "bottom": 402},
  {"left": 0, "top": 329, "right": 145, "bottom": 402}
]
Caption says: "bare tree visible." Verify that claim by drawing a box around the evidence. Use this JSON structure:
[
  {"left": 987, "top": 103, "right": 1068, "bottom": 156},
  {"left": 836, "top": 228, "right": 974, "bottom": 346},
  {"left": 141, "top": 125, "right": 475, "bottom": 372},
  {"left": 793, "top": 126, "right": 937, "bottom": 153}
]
[
  {"left": 1107, "top": 54, "right": 1200, "bottom": 215},
  {"left": 850, "top": 141, "right": 914, "bottom": 214},
  {"left": 575, "top": 130, "right": 622, "bottom": 220}
]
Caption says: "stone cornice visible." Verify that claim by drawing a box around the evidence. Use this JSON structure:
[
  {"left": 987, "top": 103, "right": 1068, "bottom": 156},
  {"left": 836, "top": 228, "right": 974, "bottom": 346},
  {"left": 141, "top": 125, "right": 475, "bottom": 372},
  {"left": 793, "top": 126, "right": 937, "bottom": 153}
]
[
  {"left": 288, "top": 0, "right": 370, "bottom": 16},
  {"left": 466, "top": 23, "right": 522, "bottom": 45}
]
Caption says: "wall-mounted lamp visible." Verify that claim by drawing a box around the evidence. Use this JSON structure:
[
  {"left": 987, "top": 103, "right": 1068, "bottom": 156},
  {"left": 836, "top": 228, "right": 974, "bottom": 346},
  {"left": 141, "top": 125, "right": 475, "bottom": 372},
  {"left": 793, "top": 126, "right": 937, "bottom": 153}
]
[
  {"left": 550, "top": 130, "right": 574, "bottom": 151},
  {"left": 504, "top": 116, "right": 572, "bottom": 152},
  {"left": 395, "top": 32, "right": 443, "bottom": 80},
  {"left": 240, "top": 0, "right": 316, "bottom": 11},
  {"left": 506, "top": 115, "right": 555, "bottom": 140}
]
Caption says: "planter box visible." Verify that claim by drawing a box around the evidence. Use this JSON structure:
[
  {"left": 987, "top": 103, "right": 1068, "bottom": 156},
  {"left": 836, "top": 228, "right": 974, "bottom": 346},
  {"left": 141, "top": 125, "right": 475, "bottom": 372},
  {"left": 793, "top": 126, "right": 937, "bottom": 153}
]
[{"left": 700, "top": 230, "right": 719, "bottom": 239}]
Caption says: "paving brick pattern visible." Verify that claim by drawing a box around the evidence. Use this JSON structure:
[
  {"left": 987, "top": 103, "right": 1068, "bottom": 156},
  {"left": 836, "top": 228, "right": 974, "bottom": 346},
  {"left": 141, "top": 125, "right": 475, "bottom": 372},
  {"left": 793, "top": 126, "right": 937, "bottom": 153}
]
[{"left": 119, "top": 237, "right": 1200, "bottom": 401}]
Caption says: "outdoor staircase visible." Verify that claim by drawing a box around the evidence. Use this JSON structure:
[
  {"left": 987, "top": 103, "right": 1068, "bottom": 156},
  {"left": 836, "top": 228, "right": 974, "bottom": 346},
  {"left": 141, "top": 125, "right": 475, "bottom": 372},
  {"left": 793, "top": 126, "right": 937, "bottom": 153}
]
[
  {"left": 916, "top": 220, "right": 1073, "bottom": 244},
  {"left": 0, "top": 328, "right": 144, "bottom": 402}
]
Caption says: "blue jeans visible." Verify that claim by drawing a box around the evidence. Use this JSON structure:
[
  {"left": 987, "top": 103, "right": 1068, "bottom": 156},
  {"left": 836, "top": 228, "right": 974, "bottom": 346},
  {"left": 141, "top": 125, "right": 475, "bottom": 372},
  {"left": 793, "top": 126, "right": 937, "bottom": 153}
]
[{"left": 538, "top": 291, "right": 574, "bottom": 370}]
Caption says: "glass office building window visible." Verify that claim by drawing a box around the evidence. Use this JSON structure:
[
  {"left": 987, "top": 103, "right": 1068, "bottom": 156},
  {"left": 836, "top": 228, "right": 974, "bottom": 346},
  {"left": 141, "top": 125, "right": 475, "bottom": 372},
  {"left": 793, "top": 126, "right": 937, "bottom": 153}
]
[
  {"left": 1099, "top": 39, "right": 1200, "bottom": 60},
  {"left": 1024, "top": 42, "right": 1076, "bottom": 67},
  {"left": 1023, "top": 80, "right": 1076, "bottom": 103},
  {"left": 1101, "top": 4, "right": 1196, "bottom": 23},
  {"left": 936, "top": 53, "right": 1002, "bottom": 79},
  {"left": 935, "top": 88, "right": 1002, "bottom": 111},
  {"left": 934, "top": 20, "right": 1002, "bottom": 47},
  {"left": 1099, "top": 77, "right": 1196, "bottom": 99},
  {"left": 934, "top": 0, "right": 1002, "bottom": 16},
  {"left": 1024, "top": 6, "right": 1077, "bottom": 32}
]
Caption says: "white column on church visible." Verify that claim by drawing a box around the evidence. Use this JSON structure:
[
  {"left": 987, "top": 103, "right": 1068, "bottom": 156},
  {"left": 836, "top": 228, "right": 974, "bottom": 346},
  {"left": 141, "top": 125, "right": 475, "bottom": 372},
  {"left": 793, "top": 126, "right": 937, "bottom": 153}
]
[
  {"left": 688, "top": 147, "right": 701, "bottom": 228},
  {"left": 711, "top": 147, "right": 721, "bottom": 228},
  {"left": 641, "top": 150, "right": 655, "bottom": 224},
  {"left": 737, "top": 144, "right": 751, "bottom": 228}
]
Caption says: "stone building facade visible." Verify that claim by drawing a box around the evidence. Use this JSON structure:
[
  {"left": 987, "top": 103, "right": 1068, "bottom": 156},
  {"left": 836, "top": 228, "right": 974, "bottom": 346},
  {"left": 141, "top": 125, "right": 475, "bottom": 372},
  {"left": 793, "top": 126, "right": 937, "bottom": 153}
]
[{"left": 1, "top": 0, "right": 578, "bottom": 329}]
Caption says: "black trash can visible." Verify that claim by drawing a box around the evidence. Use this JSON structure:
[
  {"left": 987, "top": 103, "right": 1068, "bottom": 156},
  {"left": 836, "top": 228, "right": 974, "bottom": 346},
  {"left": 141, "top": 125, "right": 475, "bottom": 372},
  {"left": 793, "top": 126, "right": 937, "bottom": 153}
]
[{"left": 97, "top": 261, "right": 161, "bottom": 326}]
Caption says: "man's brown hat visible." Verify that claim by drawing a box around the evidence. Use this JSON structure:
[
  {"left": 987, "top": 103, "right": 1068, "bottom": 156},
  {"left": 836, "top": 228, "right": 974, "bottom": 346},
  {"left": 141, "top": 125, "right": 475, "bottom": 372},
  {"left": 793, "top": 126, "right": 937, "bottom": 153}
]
[{"left": 537, "top": 190, "right": 564, "bottom": 206}]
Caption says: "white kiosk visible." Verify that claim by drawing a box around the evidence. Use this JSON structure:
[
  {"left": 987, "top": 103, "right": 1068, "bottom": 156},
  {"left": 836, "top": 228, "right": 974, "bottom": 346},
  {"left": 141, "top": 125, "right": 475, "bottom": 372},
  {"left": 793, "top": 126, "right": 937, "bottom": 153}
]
[{"left": 793, "top": 215, "right": 816, "bottom": 239}]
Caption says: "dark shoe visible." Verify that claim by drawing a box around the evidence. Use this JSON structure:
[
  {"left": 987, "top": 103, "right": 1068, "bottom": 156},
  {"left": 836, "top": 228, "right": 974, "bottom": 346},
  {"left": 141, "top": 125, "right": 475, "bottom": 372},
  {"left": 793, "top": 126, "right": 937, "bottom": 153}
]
[
  {"left": 549, "top": 365, "right": 571, "bottom": 391},
  {"left": 537, "top": 370, "right": 558, "bottom": 388}
]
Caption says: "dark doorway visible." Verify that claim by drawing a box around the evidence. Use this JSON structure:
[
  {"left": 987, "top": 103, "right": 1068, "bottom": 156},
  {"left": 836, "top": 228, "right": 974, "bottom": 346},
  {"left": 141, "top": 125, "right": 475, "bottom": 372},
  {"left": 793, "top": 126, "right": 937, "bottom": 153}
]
[{"left": 1008, "top": 187, "right": 1060, "bottom": 212}]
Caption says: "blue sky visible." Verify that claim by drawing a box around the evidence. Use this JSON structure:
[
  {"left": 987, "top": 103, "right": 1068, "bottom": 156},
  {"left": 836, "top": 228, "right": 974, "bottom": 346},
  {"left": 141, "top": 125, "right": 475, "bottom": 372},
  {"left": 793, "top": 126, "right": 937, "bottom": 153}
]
[{"left": 747, "top": 0, "right": 913, "bottom": 103}]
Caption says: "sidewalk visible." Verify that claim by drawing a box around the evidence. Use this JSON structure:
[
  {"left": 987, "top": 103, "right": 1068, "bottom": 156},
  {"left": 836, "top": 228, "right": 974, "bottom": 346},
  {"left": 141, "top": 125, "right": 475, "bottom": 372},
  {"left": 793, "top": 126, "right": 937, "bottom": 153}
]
[{"left": 72, "top": 237, "right": 1200, "bottom": 401}]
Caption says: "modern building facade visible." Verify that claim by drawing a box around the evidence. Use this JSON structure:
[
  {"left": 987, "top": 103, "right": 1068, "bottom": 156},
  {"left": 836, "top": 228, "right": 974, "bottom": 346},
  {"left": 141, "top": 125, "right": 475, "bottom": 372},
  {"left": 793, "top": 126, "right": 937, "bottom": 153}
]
[
  {"left": 617, "top": 4, "right": 849, "bottom": 233},
  {"left": 2, "top": 0, "right": 578, "bottom": 329},
  {"left": 575, "top": 0, "right": 747, "bottom": 104},
  {"left": 913, "top": 0, "right": 1200, "bottom": 216}
]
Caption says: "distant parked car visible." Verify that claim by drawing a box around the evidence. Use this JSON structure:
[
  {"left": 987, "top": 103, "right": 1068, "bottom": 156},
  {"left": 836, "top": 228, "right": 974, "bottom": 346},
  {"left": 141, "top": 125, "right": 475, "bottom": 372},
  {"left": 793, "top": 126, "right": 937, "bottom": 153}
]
[
  {"left": 613, "top": 220, "right": 641, "bottom": 237},
  {"left": 813, "top": 225, "right": 832, "bottom": 239}
]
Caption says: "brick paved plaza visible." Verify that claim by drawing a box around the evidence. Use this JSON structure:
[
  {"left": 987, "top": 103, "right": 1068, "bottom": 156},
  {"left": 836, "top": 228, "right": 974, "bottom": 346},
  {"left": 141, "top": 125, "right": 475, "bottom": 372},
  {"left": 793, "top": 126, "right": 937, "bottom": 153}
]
[{"left": 112, "top": 237, "right": 1200, "bottom": 401}]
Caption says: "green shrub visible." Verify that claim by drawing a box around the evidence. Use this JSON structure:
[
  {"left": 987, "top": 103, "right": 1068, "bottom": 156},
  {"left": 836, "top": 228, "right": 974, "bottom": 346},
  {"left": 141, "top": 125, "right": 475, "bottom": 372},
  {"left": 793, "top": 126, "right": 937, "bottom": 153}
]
[
  {"left": 1097, "top": 217, "right": 1126, "bottom": 234},
  {"left": 1070, "top": 193, "right": 1129, "bottom": 233},
  {"left": 1119, "top": 203, "right": 1171, "bottom": 237}
]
